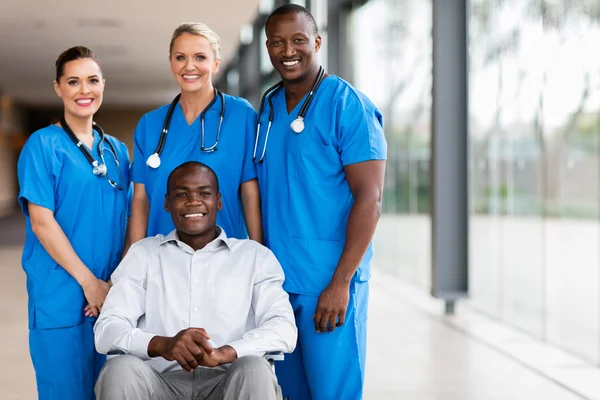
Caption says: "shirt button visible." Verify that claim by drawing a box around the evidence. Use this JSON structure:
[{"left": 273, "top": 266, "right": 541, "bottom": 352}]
[{"left": 193, "top": 308, "right": 199, "bottom": 313}]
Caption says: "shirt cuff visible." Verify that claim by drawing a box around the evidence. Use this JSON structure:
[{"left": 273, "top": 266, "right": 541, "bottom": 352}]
[
  {"left": 129, "top": 330, "right": 156, "bottom": 360},
  {"left": 227, "top": 338, "right": 260, "bottom": 358}
]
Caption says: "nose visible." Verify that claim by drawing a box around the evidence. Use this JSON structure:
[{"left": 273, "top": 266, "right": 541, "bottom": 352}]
[
  {"left": 79, "top": 82, "right": 91, "bottom": 94},
  {"left": 186, "top": 193, "right": 202, "bottom": 205},
  {"left": 283, "top": 41, "right": 296, "bottom": 57},
  {"left": 185, "top": 58, "right": 196, "bottom": 71}
]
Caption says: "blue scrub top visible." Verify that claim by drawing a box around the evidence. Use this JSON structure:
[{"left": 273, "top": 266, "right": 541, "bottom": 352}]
[
  {"left": 17, "top": 125, "right": 131, "bottom": 330},
  {"left": 131, "top": 93, "right": 257, "bottom": 239},
  {"left": 255, "top": 76, "right": 387, "bottom": 296}
]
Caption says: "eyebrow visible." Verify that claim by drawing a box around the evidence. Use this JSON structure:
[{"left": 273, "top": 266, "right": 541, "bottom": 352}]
[
  {"left": 65, "top": 75, "right": 100, "bottom": 80},
  {"left": 174, "top": 52, "right": 209, "bottom": 56},
  {"left": 173, "top": 184, "right": 212, "bottom": 191}
]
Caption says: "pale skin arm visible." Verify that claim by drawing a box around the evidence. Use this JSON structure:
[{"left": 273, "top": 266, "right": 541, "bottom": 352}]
[
  {"left": 241, "top": 178, "right": 263, "bottom": 243},
  {"left": 313, "top": 160, "right": 386, "bottom": 332},
  {"left": 122, "top": 183, "right": 149, "bottom": 257},
  {"left": 28, "top": 203, "right": 110, "bottom": 317}
]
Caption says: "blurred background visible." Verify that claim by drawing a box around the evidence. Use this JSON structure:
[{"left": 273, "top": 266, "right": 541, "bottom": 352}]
[{"left": 0, "top": 0, "right": 599, "bottom": 399}]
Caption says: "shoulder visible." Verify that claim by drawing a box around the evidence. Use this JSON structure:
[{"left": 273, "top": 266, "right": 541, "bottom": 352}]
[
  {"left": 138, "top": 103, "right": 173, "bottom": 126},
  {"left": 104, "top": 133, "right": 129, "bottom": 155},
  {"left": 26, "top": 125, "right": 61, "bottom": 144},
  {"left": 326, "top": 76, "right": 378, "bottom": 111},
  {"left": 227, "top": 238, "right": 275, "bottom": 258},
  {"left": 131, "top": 235, "right": 165, "bottom": 251},
  {"left": 21, "top": 125, "right": 62, "bottom": 154},
  {"left": 222, "top": 93, "right": 256, "bottom": 115}
]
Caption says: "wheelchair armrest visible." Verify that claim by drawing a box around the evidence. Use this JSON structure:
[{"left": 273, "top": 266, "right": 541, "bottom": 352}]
[{"left": 265, "top": 351, "right": 285, "bottom": 362}]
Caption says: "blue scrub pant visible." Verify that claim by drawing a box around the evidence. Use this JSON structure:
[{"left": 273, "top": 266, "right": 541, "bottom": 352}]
[
  {"left": 29, "top": 321, "right": 105, "bottom": 400},
  {"left": 276, "top": 281, "right": 369, "bottom": 400}
]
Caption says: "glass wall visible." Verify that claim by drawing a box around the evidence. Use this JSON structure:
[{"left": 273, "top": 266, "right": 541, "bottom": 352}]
[
  {"left": 469, "top": 0, "right": 600, "bottom": 362},
  {"left": 353, "top": 0, "right": 433, "bottom": 288}
]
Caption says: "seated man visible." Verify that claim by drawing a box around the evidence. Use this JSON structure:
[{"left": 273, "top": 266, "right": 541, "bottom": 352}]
[{"left": 94, "top": 161, "right": 297, "bottom": 400}]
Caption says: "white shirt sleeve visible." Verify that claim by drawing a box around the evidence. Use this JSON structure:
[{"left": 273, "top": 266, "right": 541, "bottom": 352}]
[
  {"left": 94, "top": 241, "right": 156, "bottom": 359},
  {"left": 227, "top": 248, "right": 297, "bottom": 358}
]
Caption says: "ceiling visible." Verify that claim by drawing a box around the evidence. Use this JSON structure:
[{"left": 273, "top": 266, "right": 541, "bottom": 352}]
[{"left": 0, "top": 0, "right": 260, "bottom": 107}]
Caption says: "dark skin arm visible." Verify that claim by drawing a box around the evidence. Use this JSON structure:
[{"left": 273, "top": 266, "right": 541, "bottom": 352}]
[
  {"left": 313, "top": 160, "right": 386, "bottom": 332},
  {"left": 148, "top": 328, "right": 237, "bottom": 371},
  {"left": 240, "top": 179, "right": 263, "bottom": 243}
]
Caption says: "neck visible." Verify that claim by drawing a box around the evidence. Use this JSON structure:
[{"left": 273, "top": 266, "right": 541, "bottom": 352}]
[
  {"left": 179, "top": 85, "right": 215, "bottom": 120},
  {"left": 63, "top": 113, "right": 93, "bottom": 136},
  {"left": 178, "top": 227, "right": 218, "bottom": 251},
  {"left": 283, "top": 65, "right": 321, "bottom": 102}
]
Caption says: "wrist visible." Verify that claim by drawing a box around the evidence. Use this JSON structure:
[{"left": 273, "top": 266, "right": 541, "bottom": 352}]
[
  {"left": 148, "top": 336, "right": 166, "bottom": 358},
  {"left": 218, "top": 345, "right": 237, "bottom": 364},
  {"left": 77, "top": 270, "right": 96, "bottom": 288},
  {"left": 331, "top": 272, "right": 352, "bottom": 287}
]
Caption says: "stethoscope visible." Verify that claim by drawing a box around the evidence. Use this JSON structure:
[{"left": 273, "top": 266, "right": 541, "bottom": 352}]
[
  {"left": 146, "top": 88, "right": 225, "bottom": 169},
  {"left": 252, "top": 66, "right": 325, "bottom": 163},
  {"left": 60, "top": 115, "right": 123, "bottom": 190}
]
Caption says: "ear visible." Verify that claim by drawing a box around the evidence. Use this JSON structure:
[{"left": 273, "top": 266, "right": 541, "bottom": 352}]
[
  {"left": 213, "top": 58, "right": 221, "bottom": 74},
  {"left": 217, "top": 193, "right": 223, "bottom": 211},
  {"left": 164, "top": 194, "right": 171, "bottom": 212},
  {"left": 314, "top": 34, "right": 322, "bottom": 53},
  {"left": 53, "top": 80, "right": 62, "bottom": 98}
]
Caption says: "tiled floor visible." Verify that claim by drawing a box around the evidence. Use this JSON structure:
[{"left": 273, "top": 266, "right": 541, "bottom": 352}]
[{"left": 0, "top": 213, "right": 592, "bottom": 399}]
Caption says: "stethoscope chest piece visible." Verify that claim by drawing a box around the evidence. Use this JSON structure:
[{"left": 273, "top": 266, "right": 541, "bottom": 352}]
[
  {"left": 146, "top": 153, "right": 161, "bottom": 169},
  {"left": 290, "top": 117, "right": 305, "bottom": 134},
  {"left": 92, "top": 162, "right": 108, "bottom": 177}
]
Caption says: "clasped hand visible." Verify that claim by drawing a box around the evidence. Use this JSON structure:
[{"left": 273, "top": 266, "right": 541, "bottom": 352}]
[{"left": 153, "top": 328, "right": 234, "bottom": 372}]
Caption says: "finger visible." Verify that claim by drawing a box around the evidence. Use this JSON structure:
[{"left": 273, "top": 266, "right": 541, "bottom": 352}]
[
  {"left": 313, "top": 309, "right": 323, "bottom": 332},
  {"left": 177, "top": 348, "right": 197, "bottom": 371},
  {"left": 328, "top": 314, "right": 337, "bottom": 332},
  {"left": 191, "top": 328, "right": 211, "bottom": 340},
  {"left": 187, "top": 342, "right": 204, "bottom": 359},
  {"left": 192, "top": 333, "right": 214, "bottom": 355},
  {"left": 319, "top": 312, "right": 330, "bottom": 333},
  {"left": 174, "top": 354, "right": 192, "bottom": 372},
  {"left": 337, "top": 310, "right": 346, "bottom": 327}
]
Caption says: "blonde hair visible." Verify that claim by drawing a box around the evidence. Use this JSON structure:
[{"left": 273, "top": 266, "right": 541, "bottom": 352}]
[{"left": 170, "top": 23, "right": 221, "bottom": 59}]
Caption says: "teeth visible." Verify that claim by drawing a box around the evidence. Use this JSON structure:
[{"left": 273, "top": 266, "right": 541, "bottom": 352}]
[
  {"left": 183, "top": 75, "right": 200, "bottom": 79},
  {"left": 185, "top": 213, "right": 205, "bottom": 218},
  {"left": 76, "top": 99, "right": 92, "bottom": 104},
  {"left": 283, "top": 61, "right": 299, "bottom": 66}
]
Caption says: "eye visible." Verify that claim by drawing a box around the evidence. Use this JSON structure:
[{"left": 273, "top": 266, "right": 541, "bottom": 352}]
[
  {"left": 90, "top": 78, "right": 100, "bottom": 84},
  {"left": 176, "top": 55, "right": 185, "bottom": 61},
  {"left": 293, "top": 38, "right": 305, "bottom": 44},
  {"left": 200, "top": 191, "right": 211, "bottom": 196},
  {"left": 196, "top": 55, "right": 206, "bottom": 61},
  {"left": 67, "top": 80, "right": 78, "bottom": 86},
  {"left": 175, "top": 192, "right": 187, "bottom": 198},
  {"left": 271, "top": 39, "right": 282, "bottom": 46}
]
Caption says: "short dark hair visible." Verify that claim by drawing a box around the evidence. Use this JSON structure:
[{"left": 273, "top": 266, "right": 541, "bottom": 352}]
[
  {"left": 166, "top": 161, "right": 220, "bottom": 195},
  {"left": 55, "top": 46, "right": 101, "bottom": 82},
  {"left": 265, "top": 4, "right": 319, "bottom": 36}
]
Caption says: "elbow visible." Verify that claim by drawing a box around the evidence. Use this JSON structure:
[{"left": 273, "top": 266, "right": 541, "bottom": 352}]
[
  {"left": 30, "top": 216, "right": 51, "bottom": 238},
  {"left": 93, "top": 328, "right": 107, "bottom": 355},
  {"left": 284, "top": 319, "right": 298, "bottom": 354}
]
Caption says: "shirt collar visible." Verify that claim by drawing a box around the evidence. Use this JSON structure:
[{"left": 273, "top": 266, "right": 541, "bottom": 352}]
[{"left": 159, "top": 226, "right": 232, "bottom": 251}]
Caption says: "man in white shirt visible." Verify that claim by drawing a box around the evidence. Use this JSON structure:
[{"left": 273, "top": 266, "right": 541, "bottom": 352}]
[{"left": 94, "top": 161, "right": 297, "bottom": 400}]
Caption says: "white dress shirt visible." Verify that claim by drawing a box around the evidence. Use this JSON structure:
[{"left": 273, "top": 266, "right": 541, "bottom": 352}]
[{"left": 94, "top": 227, "right": 297, "bottom": 373}]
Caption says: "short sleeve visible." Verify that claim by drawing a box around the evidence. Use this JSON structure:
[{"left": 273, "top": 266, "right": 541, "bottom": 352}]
[
  {"left": 241, "top": 102, "right": 258, "bottom": 183},
  {"left": 337, "top": 90, "right": 387, "bottom": 166},
  {"left": 17, "top": 134, "right": 56, "bottom": 216},
  {"left": 131, "top": 115, "right": 147, "bottom": 184}
]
